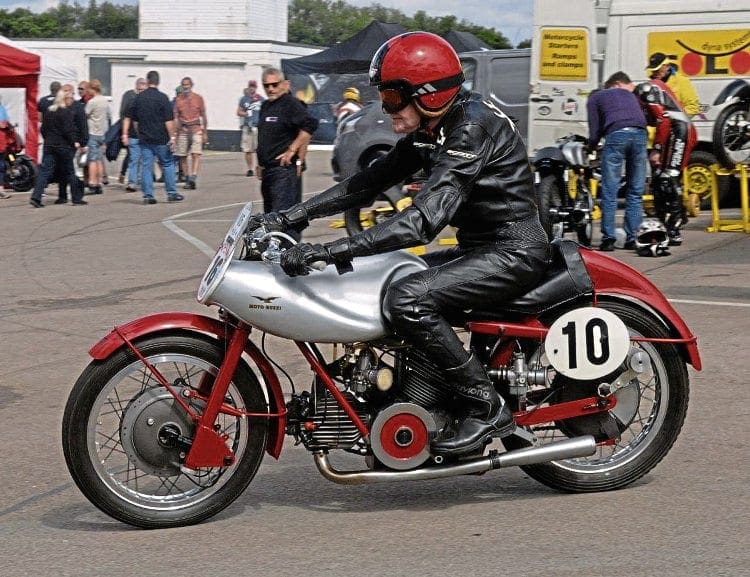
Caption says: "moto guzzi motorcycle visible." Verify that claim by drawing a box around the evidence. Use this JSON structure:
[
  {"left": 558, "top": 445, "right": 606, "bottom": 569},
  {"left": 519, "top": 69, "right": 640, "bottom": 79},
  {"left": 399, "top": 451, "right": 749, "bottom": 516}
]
[{"left": 62, "top": 202, "right": 700, "bottom": 529}]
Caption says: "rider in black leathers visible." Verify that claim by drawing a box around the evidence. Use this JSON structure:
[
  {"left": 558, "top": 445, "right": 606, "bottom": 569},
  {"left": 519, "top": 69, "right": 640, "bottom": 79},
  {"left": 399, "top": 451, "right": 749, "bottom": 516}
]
[{"left": 253, "top": 32, "right": 551, "bottom": 455}]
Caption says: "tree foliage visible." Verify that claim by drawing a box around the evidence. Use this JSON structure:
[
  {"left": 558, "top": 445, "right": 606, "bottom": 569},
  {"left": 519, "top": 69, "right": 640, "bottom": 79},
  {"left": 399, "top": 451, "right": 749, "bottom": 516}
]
[{"left": 0, "top": 0, "right": 528, "bottom": 48}]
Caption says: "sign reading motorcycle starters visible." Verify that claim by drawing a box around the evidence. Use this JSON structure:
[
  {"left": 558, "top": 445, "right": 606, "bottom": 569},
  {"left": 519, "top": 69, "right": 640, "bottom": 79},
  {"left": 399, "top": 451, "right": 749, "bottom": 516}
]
[
  {"left": 539, "top": 28, "right": 589, "bottom": 81},
  {"left": 544, "top": 307, "right": 630, "bottom": 380}
]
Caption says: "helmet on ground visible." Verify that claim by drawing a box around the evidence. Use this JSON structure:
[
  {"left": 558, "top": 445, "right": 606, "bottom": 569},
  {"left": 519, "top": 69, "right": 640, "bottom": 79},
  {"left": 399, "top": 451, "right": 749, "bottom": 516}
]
[
  {"left": 635, "top": 218, "right": 670, "bottom": 257},
  {"left": 369, "top": 31, "right": 464, "bottom": 118},
  {"left": 343, "top": 87, "right": 360, "bottom": 102}
]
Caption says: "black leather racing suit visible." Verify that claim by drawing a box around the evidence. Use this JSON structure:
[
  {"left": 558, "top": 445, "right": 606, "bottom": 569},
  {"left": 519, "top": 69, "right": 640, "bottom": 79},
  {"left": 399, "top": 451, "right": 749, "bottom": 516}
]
[{"left": 302, "top": 90, "right": 550, "bottom": 370}]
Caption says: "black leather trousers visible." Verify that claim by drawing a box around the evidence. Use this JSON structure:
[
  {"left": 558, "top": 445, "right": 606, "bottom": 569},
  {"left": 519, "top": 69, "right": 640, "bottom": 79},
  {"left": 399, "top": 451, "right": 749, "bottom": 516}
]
[{"left": 383, "top": 242, "right": 550, "bottom": 370}]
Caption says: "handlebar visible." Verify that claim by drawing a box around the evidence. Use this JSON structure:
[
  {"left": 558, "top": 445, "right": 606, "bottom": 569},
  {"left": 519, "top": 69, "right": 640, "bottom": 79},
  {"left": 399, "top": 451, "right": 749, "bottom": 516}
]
[{"left": 243, "top": 227, "right": 328, "bottom": 273}]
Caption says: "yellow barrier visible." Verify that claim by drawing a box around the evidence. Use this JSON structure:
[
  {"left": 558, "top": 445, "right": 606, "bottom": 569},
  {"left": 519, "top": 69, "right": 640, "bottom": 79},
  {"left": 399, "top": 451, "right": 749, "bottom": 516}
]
[{"left": 706, "top": 163, "right": 750, "bottom": 233}]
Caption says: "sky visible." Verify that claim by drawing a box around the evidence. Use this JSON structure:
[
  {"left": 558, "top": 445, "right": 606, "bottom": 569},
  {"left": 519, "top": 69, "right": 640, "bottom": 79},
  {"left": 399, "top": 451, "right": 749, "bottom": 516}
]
[{"left": 0, "top": 0, "right": 533, "bottom": 46}]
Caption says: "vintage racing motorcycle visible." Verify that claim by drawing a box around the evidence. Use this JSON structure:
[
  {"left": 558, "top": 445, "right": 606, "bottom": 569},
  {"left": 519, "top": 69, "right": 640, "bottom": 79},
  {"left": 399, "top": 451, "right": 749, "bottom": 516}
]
[{"left": 62, "top": 202, "right": 700, "bottom": 528}]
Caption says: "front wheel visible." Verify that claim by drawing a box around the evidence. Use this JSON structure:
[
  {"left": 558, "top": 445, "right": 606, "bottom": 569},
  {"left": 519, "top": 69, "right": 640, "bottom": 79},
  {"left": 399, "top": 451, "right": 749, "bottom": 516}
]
[
  {"left": 686, "top": 150, "right": 730, "bottom": 210},
  {"left": 536, "top": 173, "right": 564, "bottom": 241},
  {"left": 62, "top": 332, "right": 269, "bottom": 528},
  {"left": 502, "top": 300, "right": 690, "bottom": 492}
]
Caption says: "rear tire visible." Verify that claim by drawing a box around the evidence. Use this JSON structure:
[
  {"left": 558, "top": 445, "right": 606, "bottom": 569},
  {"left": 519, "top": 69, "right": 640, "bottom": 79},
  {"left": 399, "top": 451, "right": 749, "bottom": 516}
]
[
  {"left": 62, "top": 332, "right": 269, "bottom": 528},
  {"left": 10, "top": 155, "right": 37, "bottom": 192},
  {"left": 502, "top": 300, "right": 689, "bottom": 492}
]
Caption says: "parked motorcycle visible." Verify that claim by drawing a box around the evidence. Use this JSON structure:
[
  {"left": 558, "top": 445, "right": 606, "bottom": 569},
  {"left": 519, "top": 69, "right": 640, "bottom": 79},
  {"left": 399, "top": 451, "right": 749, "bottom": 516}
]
[
  {"left": 62, "top": 202, "right": 700, "bottom": 528},
  {"left": 712, "top": 78, "right": 750, "bottom": 168},
  {"left": 0, "top": 123, "right": 37, "bottom": 192},
  {"left": 532, "top": 134, "right": 595, "bottom": 246}
]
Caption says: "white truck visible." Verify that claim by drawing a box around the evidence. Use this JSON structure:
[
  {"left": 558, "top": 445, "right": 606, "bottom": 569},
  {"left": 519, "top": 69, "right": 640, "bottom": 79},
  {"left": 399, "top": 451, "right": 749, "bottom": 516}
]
[{"left": 528, "top": 0, "right": 750, "bottom": 205}]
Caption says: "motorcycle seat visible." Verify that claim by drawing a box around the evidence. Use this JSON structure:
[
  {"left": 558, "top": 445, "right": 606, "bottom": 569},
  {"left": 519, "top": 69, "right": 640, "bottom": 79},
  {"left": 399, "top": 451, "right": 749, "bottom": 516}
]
[{"left": 460, "top": 239, "right": 593, "bottom": 322}]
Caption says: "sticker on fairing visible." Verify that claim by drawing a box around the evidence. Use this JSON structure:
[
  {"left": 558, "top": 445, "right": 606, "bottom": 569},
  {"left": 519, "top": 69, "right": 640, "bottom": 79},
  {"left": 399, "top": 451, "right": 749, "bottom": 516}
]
[{"left": 544, "top": 307, "right": 630, "bottom": 380}]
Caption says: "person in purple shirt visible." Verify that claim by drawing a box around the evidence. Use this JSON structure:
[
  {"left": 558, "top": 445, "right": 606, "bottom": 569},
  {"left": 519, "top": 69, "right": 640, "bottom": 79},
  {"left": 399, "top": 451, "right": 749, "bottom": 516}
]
[{"left": 587, "top": 71, "right": 648, "bottom": 251}]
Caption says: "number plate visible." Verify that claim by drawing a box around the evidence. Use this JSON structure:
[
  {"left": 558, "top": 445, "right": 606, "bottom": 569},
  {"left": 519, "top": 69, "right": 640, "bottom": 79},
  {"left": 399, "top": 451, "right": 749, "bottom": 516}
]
[
  {"left": 197, "top": 202, "right": 255, "bottom": 303},
  {"left": 544, "top": 307, "right": 630, "bottom": 380}
]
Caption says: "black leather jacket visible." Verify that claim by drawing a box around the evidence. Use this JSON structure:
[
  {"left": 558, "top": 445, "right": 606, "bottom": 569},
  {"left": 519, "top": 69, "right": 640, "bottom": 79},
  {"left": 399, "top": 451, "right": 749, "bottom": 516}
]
[{"left": 303, "top": 89, "right": 546, "bottom": 255}]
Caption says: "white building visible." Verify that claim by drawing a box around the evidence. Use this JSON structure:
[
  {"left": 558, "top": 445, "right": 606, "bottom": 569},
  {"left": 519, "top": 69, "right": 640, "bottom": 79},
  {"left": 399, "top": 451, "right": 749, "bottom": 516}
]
[{"left": 16, "top": 0, "right": 320, "bottom": 150}]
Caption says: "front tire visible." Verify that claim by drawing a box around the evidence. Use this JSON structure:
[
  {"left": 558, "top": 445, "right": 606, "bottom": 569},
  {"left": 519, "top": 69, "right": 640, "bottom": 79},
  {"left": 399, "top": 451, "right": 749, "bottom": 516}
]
[
  {"left": 712, "top": 101, "right": 750, "bottom": 168},
  {"left": 62, "top": 332, "right": 269, "bottom": 528},
  {"left": 502, "top": 301, "right": 690, "bottom": 492},
  {"left": 537, "top": 173, "right": 564, "bottom": 241},
  {"left": 10, "top": 155, "right": 37, "bottom": 192},
  {"left": 686, "top": 150, "right": 729, "bottom": 210}
]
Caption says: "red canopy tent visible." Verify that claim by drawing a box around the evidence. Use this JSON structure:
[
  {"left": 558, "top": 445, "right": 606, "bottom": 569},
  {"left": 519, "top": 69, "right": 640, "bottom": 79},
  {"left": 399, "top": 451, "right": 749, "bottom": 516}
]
[{"left": 0, "top": 39, "right": 40, "bottom": 162}]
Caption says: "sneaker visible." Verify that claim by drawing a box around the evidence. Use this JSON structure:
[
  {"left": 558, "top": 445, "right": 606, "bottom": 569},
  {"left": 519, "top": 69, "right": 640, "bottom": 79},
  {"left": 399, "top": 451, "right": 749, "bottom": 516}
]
[
  {"left": 623, "top": 240, "right": 636, "bottom": 250},
  {"left": 101, "top": 177, "right": 109, "bottom": 185},
  {"left": 246, "top": 169, "right": 254, "bottom": 177},
  {"left": 72, "top": 200, "right": 88, "bottom": 206},
  {"left": 0, "top": 190, "right": 11, "bottom": 199},
  {"left": 599, "top": 238, "right": 616, "bottom": 252},
  {"left": 167, "top": 193, "right": 184, "bottom": 202},
  {"left": 118, "top": 174, "right": 125, "bottom": 184},
  {"left": 143, "top": 197, "right": 157, "bottom": 205},
  {"left": 125, "top": 185, "right": 137, "bottom": 193},
  {"left": 29, "top": 198, "right": 44, "bottom": 208}
]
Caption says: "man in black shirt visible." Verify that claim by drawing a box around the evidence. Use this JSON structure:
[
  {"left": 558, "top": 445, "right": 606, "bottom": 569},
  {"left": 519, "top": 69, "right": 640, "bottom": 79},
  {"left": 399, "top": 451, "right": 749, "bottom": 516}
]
[
  {"left": 122, "top": 70, "right": 183, "bottom": 204},
  {"left": 37, "top": 81, "right": 61, "bottom": 116},
  {"left": 256, "top": 67, "right": 318, "bottom": 240}
]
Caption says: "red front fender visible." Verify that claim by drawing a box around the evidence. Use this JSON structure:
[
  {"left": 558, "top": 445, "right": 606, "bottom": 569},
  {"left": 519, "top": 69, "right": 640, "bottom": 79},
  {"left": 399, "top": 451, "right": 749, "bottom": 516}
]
[
  {"left": 581, "top": 249, "right": 702, "bottom": 370},
  {"left": 89, "top": 312, "right": 286, "bottom": 459}
]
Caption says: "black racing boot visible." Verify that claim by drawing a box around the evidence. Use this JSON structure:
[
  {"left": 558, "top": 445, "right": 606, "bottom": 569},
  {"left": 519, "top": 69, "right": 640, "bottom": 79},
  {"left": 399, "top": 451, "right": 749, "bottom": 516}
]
[{"left": 432, "top": 354, "right": 515, "bottom": 456}]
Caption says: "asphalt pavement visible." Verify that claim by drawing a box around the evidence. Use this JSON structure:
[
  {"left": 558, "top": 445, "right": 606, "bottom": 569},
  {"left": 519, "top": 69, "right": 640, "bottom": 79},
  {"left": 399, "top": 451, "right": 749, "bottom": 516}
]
[{"left": 0, "top": 149, "right": 748, "bottom": 577}]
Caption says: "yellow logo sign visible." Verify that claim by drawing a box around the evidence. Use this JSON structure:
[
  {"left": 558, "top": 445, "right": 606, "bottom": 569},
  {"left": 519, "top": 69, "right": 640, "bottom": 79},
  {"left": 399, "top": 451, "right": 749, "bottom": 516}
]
[
  {"left": 539, "top": 28, "right": 589, "bottom": 81},
  {"left": 648, "top": 30, "right": 750, "bottom": 77}
]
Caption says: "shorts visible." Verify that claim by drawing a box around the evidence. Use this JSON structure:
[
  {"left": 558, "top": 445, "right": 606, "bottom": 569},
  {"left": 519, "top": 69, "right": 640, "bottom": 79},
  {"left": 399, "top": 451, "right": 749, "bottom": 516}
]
[
  {"left": 176, "top": 130, "right": 203, "bottom": 157},
  {"left": 86, "top": 134, "right": 105, "bottom": 161},
  {"left": 240, "top": 126, "right": 258, "bottom": 153}
]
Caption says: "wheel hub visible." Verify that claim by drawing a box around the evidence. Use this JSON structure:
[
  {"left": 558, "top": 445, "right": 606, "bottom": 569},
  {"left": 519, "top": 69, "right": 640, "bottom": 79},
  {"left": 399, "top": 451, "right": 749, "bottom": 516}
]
[{"left": 120, "top": 387, "right": 196, "bottom": 476}]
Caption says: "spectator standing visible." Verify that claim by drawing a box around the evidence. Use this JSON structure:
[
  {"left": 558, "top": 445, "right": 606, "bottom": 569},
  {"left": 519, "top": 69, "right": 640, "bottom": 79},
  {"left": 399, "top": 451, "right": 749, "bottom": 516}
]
[
  {"left": 120, "top": 77, "right": 147, "bottom": 192},
  {"left": 173, "top": 77, "right": 208, "bottom": 190},
  {"left": 54, "top": 84, "right": 86, "bottom": 203},
  {"left": 29, "top": 91, "right": 86, "bottom": 208},
  {"left": 237, "top": 80, "right": 264, "bottom": 177},
  {"left": 38, "top": 81, "right": 61, "bottom": 116},
  {"left": 84, "top": 79, "right": 110, "bottom": 195},
  {"left": 646, "top": 52, "right": 700, "bottom": 118},
  {"left": 586, "top": 71, "right": 648, "bottom": 251},
  {"left": 123, "top": 70, "right": 183, "bottom": 205},
  {"left": 336, "top": 86, "right": 363, "bottom": 122},
  {"left": 256, "top": 67, "right": 318, "bottom": 240},
  {"left": 0, "top": 96, "right": 10, "bottom": 198}
]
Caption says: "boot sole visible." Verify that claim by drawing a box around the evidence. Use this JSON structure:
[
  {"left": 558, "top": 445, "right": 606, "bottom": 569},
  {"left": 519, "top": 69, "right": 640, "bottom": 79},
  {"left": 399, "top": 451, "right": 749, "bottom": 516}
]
[{"left": 431, "top": 421, "right": 517, "bottom": 457}]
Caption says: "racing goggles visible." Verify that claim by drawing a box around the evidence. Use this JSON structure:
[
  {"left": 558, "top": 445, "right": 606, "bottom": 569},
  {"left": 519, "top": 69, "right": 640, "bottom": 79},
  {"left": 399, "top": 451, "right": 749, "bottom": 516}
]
[{"left": 378, "top": 82, "right": 414, "bottom": 114}]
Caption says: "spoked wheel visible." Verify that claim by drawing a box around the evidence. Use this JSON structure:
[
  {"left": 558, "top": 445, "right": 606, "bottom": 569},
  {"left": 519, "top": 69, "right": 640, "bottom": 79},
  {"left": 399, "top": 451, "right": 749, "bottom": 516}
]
[
  {"left": 9, "top": 155, "right": 38, "bottom": 192},
  {"left": 502, "top": 301, "right": 690, "bottom": 492},
  {"left": 713, "top": 101, "right": 750, "bottom": 168},
  {"left": 537, "top": 173, "right": 564, "bottom": 241},
  {"left": 62, "top": 333, "right": 268, "bottom": 528}
]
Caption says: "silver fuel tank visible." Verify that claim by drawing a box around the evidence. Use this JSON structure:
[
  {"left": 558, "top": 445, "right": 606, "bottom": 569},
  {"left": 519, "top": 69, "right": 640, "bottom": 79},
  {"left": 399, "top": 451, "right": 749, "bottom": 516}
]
[{"left": 205, "top": 251, "right": 427, "bottom": 343}]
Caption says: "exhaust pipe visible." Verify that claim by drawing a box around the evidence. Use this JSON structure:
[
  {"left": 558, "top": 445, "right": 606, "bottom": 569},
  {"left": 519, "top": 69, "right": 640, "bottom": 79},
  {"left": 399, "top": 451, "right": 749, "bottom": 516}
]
[{"left": 313, "top": 435, "right": 596, "bottom": 485}]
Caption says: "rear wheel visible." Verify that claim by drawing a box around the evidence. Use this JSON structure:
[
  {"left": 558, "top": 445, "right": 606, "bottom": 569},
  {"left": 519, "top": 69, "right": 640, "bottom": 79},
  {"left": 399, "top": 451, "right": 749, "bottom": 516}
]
[
  {"left": 502, "top": 301, "right": 689, "bottom": 492},
  {"left": 9, "top": 155, "right": 37, "bottom": 192},
  {"left": 712, "top": 101, "right": 750, "bottom": 168},
  {"left": 62, "top": 332, "right": 268, "bottom": 528}
]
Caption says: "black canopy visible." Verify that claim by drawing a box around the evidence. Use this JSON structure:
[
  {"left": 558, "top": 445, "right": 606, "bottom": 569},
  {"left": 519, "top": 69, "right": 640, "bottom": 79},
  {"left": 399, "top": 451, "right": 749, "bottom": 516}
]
[
  {"left": 443, "top": 30, "right": 490, "bottom": 53},
  {"left": 282, "top": 21, "right": 406, "bottom": 75}
]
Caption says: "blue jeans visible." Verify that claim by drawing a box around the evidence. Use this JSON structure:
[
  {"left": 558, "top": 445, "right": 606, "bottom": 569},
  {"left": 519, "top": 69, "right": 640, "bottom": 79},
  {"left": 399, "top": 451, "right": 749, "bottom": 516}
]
[
  {"left": 600, "top": 128, "right": 647, "bottom": 243},
  {"left": 140, "top": 143, "right": 176, "bottom": 199},
  {"left": 261, "top": 164, "right": 302, "bottom": 239},
  {"left": 126, "top": 137, "right": 142, "bottom": 187}
]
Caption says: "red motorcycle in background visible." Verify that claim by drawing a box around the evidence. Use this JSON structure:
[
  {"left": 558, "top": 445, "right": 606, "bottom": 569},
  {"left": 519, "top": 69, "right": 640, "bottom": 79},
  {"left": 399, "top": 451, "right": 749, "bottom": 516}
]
[
  {"left": 62, "top": 202, "right": 700, "bottom": 528},
  {"left": 0, "top": 123, "right": 37, "bottom": 192}
]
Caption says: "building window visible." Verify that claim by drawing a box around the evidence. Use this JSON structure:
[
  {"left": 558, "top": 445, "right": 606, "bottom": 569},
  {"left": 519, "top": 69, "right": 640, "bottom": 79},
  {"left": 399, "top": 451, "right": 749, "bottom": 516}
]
[{"left": 89, "top": 56, "right": 145, "bottom": 96}]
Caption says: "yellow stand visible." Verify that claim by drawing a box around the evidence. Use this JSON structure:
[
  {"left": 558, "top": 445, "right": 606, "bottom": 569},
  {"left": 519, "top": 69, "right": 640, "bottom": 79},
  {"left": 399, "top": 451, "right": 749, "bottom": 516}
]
[{"left": 706, "top": 163, "right": 750, "bottom": 233}]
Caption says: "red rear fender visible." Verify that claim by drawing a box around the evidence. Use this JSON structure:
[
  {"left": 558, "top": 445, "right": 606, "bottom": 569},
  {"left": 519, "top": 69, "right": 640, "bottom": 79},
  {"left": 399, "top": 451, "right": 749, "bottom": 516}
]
[
  {"left": 580, "top": 249, "right": 701, "bottom": 370},
  {"left": 89, "top": 312, "right": 286, "bottom": 458}
]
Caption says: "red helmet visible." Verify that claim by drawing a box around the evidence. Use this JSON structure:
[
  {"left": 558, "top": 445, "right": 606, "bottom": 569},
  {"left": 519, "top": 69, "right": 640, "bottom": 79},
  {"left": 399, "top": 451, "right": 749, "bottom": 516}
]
[{"left": 369, "top": 31, "right": 464, "bottom": 117}]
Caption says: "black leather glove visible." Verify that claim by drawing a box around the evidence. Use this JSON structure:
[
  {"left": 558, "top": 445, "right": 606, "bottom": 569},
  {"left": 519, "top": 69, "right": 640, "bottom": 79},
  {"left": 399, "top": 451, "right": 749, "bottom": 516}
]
[
  {"left": 280, "top": 243, "right": 330, "bottom": 277},
  {"left": 246, "top": 205, "right": 309, "bottom": 234}
]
